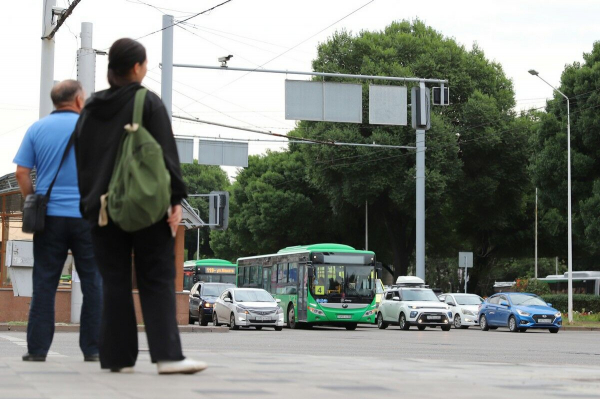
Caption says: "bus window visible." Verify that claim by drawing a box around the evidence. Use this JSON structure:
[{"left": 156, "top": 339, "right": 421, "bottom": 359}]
[{"left": 263, "top": 268, "right": 272, "bottom": 293}]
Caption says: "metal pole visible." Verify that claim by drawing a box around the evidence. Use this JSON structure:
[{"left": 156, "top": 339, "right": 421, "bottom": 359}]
[
  {"left": 464, "top": 255, "right": 468, "bottom": 293},
  {"left": 415, "top": 82, "right": 426, "bottom": 281},
  {"left": 77, "top": 22, "right": 95, "bottom": 100},
  {"left": 566, "top": 98, "right": 573, "bottom": 323},
  {"left": 197, "top": 229, "right": 200, "bottom": 260},
  {"left": 535, "top": 187, "right": 538, "bottom": 279},
  {"left": 530, "top": 72, "right": 573, "bottom": 323},
  {"left": 556, "top": 256, "right": 558, "bottom": 275},
  {"left": 365, "top": 201, "right": 368, "bottom": 251},
  {"left": 161, "top": 14, "right": 174, "bottom": 120},
  {"left": 39, "top": 0, "right": 57, "bottom": 118},
  {"left": 171, "top": 63, "right": 449, "bottom": 84}
]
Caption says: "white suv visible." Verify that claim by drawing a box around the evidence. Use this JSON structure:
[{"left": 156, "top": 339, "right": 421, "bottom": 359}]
[{"left": 377, "top": 287, "right": 451, "bottom": 331}]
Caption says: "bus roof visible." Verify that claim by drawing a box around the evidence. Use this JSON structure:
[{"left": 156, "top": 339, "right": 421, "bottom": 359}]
[
  {"left": 277, "top": 243, "right": 374, "bottom": 255},
  {"left": 184, "top": 259, "right": 235, "bottom": 267}
]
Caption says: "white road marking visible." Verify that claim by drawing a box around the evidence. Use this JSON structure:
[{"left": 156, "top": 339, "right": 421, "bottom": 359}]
[{"left": 0, "top": 334, "right": 67, "bottom": 357}]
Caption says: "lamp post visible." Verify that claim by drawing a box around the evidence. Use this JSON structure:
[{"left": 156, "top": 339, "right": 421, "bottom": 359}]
[{"left": 529, "top": 69, "right": 573, "bottom": 323}]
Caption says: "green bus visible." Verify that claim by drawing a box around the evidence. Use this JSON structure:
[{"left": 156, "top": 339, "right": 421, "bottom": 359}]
[
  {"left": 183, "top": 259, "right": 237, "bottom": 291},
  {"left": 236, "top": 243, "right": 380, "bottom": 330}
]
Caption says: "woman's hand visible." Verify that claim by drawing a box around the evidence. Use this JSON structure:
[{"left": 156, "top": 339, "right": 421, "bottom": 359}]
[{"left": 167, "top": 204, "right": 182, "bottom": 237}]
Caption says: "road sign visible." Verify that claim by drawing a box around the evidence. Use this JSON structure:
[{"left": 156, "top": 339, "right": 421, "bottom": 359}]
[
  {"left": 368, "top": 85, "right": 408, "bottom": 125},
  {"left": 459, "top": 252, "right": 473, "bottom": 268}
]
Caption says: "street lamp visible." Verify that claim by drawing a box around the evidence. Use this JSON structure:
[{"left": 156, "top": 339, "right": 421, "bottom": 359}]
[{"left": 529, "top": 69, "right": 573, "bottom": 323}]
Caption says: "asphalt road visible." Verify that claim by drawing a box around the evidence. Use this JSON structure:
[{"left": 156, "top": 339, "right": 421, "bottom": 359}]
[{"left": 1, "top": 326, "right": 599, "bottom": 399}]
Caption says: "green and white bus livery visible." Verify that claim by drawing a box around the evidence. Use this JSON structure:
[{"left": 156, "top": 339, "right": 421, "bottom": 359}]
[{"left": 237, "top": 243, "right": 380, "bottom": 330}]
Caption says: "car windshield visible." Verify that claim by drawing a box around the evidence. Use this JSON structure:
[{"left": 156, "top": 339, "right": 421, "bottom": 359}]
[
  {"left": 401, "top": 289, "right": 439, "bottom": 301},
  {"left": 234, "top": 290, "right": 275, "bottom": 303},
  {"left": 454, "top": 294, "right": 483, "bottom": 305},
  {"left": 202, "top": 284, "right": 234, "bottom": 297},
  {"left": 509, "top": 294, "right": 548, "bottom": 306},
  {"left": 311, "top": 265, "right": 376, "bottom": 304}
]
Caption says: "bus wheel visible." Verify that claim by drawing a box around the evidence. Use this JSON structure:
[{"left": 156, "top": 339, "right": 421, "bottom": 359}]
[
  {"left": 287, "top": 306, "right": 298, "bottom": 329},
  {"left": 345, "top": 323, "right": 357, "bottom": 331}
]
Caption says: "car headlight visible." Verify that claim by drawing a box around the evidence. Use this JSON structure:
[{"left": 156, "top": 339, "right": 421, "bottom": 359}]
[
  {"left": 555, "top": 312, "right": 561, "bottom": 318},
  {"left": 363, "top": 310, "right": 375, "bottom": 317},
  {"left": 410, "top": 311, "right": 418, "bottom": 318},
  {"left": 276, "top": 307, "right": 283, "bottom": 314},
  {"left": 308, "top": 306, "right": 325, "bottom": 316},
  {"left": 409, "top": 305, "right": 418, "bottom": 309},
  {"left": 203, "top": 302, "right": 212, "bottom": 308},
  {"left": 236, "top": 306, "right": 249, "bottom": 315},
  {"left": 516, "top": 309, "right": 530, "bottom": 317},
  {"left": 462, "top": 309, "right": 475, "bottom": 316}
]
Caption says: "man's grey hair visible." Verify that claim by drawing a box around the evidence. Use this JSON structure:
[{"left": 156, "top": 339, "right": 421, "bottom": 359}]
[{"left": 50, "top": 80, "right": 83, "bottom": 107}]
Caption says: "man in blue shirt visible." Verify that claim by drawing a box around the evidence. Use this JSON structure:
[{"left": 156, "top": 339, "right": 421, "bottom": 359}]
[{"left": 14, "top": 80, "right": 102, "bottom": 362}]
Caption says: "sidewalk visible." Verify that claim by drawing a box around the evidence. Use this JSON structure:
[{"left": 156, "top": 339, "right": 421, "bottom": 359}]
[{"left": 0, "top": 323, "right": 229, "bottom": 333}]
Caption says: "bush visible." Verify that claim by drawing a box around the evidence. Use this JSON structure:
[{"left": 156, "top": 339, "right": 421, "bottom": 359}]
[
  {"left": 540, "top": 294, "right": 600, "bottom": 313},
  {"left": 514, "top": 278, "right": 550, "bottom": 295}
]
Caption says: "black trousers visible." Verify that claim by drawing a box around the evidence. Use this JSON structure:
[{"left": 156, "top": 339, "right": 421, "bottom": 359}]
[{"left": 91, "top": 218, "right": 184, "bottom": 369}]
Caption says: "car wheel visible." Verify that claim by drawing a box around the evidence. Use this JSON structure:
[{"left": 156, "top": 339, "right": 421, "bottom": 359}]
[
  {"left": 441, "top": 325, "right": 451, "bottom": 331},
  {"left": 287, "top": 306, "right": 298, "bottom": 329},
  {"left": 229, "top": 313, "right": 239, "bottom": 330},
  {"left": 461, "top": 326, "right": 470, "bottom": 329},
  {"left": 399, "top": 313, "right": 410, "bottom": 330},
  {"left": 417, "top": 325, "right": 426, "bottom": 331},
  {"left": 489, "top": 326, "right": 498, "bottom": 330},
  {"left": 377, "top": 313, "right": 388, "bottom": 329},
  {"left": 508, "top": 316, "right": 518, "bottom": 333},
  {"left": 188, "top": 311, "right": 195, "bottom": 325},
  {"left": 549, "top": 328, "right": 559, "bottom": 334},
  {"left": 213, "top": 312, "right": 219, "bottom": 326},
  {"left": 255, "top": 326, "right": 263, "bottom": 330},
  {"left": 519, "top": 328, "right": 527, "bottom": 332},
  {"left": 274, "top": 326, "right": 283, "bottom": 331},
  {"left": 480, "top": 314, "right": 489, "bottom": 331},
  {"left": 454, "top": 314, "right": 462, "bottom": 329},
  {"left": 200, "top": 318, "right": 209, "bottom": 327},
  {"left": 345, "top": 323, "right": 357, "bottom": 331}
]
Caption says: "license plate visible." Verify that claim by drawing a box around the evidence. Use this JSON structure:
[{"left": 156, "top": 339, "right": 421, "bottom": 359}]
[
  {"left": 427, "top": 315, "right": 441, "bottom": 320},
  {"left": 256, "top": 316, "right": 270, "bottom": 321},
  {"left": 337, "top": 315, "right": 352, "bottom": 319},
  {"left": 537, "top": 318, "right": 552, "bottom": 323}
]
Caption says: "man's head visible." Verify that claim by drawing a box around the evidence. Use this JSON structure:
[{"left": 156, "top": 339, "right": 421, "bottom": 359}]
[{"left": 50, "top": 80, "right": 85, "bottom": 113}]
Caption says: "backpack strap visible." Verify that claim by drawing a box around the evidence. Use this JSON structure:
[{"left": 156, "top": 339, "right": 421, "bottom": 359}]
[{"left": 132, "top": 88, "right": 148, "bottom": 127}]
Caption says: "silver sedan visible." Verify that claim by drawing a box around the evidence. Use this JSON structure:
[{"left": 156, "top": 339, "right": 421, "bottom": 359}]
[{"left": 213, "top": 288, "right": 284, "bottom": 331}]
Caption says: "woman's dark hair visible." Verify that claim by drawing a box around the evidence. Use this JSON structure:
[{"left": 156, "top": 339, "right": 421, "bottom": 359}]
[{"left": 107, "top": 38, "right": 147, "bottom": 87}]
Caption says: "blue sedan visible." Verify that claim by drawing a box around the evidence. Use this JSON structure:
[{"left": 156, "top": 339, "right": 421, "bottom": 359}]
[{"left": 478, "top": 292, "right": 562, "bottom": 333}]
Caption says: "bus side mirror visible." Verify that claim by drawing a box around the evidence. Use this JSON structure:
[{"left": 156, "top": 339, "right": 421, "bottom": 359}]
[
  {"left": 375, "top": 262, "right": 383, "bottom": 272},
  {"left": 307, "top": 268, "right": 314, "bottom": 278}
]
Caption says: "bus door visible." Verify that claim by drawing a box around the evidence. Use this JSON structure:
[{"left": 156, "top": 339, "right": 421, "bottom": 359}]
[
  {"left": 263, "top": 267, "right": 272, "bottom": 293},
  {"left": 297, "top": 264, "right": 307, "bottom": 322}
]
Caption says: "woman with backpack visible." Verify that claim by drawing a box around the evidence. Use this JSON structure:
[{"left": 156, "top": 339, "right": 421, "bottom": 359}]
[{"left": 74, "top": 38, "right": 206, "bottom": 374}]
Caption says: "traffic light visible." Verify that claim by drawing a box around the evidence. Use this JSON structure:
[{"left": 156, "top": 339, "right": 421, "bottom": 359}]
[{"left": 209, "top": 191, "right": 229, "bottom": 230}]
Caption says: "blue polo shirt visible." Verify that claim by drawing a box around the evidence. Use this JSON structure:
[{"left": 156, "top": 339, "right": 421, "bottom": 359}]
[{"left": 13, "top": 110, "right": 81, "bottom": 218}]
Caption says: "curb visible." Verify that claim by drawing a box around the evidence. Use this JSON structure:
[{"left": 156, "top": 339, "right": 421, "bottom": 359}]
[
  {"left": 560, "top": 326, "right": 600, "bottom": 331},
  {"left": 0, "top": 323, "right": 229, "bottom": 333}
]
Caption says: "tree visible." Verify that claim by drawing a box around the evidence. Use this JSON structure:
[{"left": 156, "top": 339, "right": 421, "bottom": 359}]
[
  {"left": 291, "top": 20, "right": 529, "bottom": 284},
  {"left": 210, "top": 150, "right": 359, "bottom": 260},
  {"left": 531, "top": 41, "right": 600, "bottom": 267},
  {"left": 181, "top": 161, "right": 230, "bottom": 260}
]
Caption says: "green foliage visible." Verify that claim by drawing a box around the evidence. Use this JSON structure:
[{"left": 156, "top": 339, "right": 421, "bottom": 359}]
[
  {"left": 531, "top": 41, "right": 600, "bottom": 259},
  {"left": 540, "top": 294, "right": 600, "bottom": 313},
  {"left": 181, "top": 161, "right": 230, "bottom": 260},
  {"left": 291, "top": 19, "right": 530, "bottom": 280},
  {"left": 210, "top": 151, "right": 358, "bottom": 261},
  {"left": 514, "top": 278, "right": 551, "bottom": 296}
]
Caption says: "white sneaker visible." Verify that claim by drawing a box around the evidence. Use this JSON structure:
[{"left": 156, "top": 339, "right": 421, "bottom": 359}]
[{"left": 157, "top": 358, "right": 207, "bottom": 375}]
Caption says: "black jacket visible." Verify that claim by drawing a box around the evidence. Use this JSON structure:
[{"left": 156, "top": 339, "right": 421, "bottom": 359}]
[{"left": 74, "top": 82, "right": 187, "bottom": 225}]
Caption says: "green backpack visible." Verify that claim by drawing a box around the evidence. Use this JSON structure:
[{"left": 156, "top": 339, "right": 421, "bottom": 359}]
[{"left": 99, "top": 88, "right": 171, "bottom": 232}]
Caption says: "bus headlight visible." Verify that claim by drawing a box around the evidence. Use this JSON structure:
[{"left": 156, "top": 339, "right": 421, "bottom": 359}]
[
  {"left": 308, "top": 306, "right": 325, "bottom": 316},
  {"left": 363, "top": 310, "right": 375, "bottom": 317}
]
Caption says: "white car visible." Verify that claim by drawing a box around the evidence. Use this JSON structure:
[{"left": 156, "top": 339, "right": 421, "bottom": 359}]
[
  {"left": 213, "top": 288, "right": 285, "bottom": 331},
  {"left": 377, "top": 287, "right": 451, "bottom": 331},
  {"left": 439, "top": 293, "right": 484, "bottom": 329}
]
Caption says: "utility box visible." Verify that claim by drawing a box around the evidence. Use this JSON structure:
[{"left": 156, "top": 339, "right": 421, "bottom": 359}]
[{"left": 5, "top": 240, "right": 34, "bottom": 297}]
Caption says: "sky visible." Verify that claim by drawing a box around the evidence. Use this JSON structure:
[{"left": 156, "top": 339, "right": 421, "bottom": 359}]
[{"left": 1, "top": 0, "right": 599, "bottom": 178}]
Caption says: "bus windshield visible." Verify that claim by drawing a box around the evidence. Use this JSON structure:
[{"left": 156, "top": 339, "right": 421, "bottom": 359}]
[{"left": 311, "top": 265, "right": 375, "bottom": 304}]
